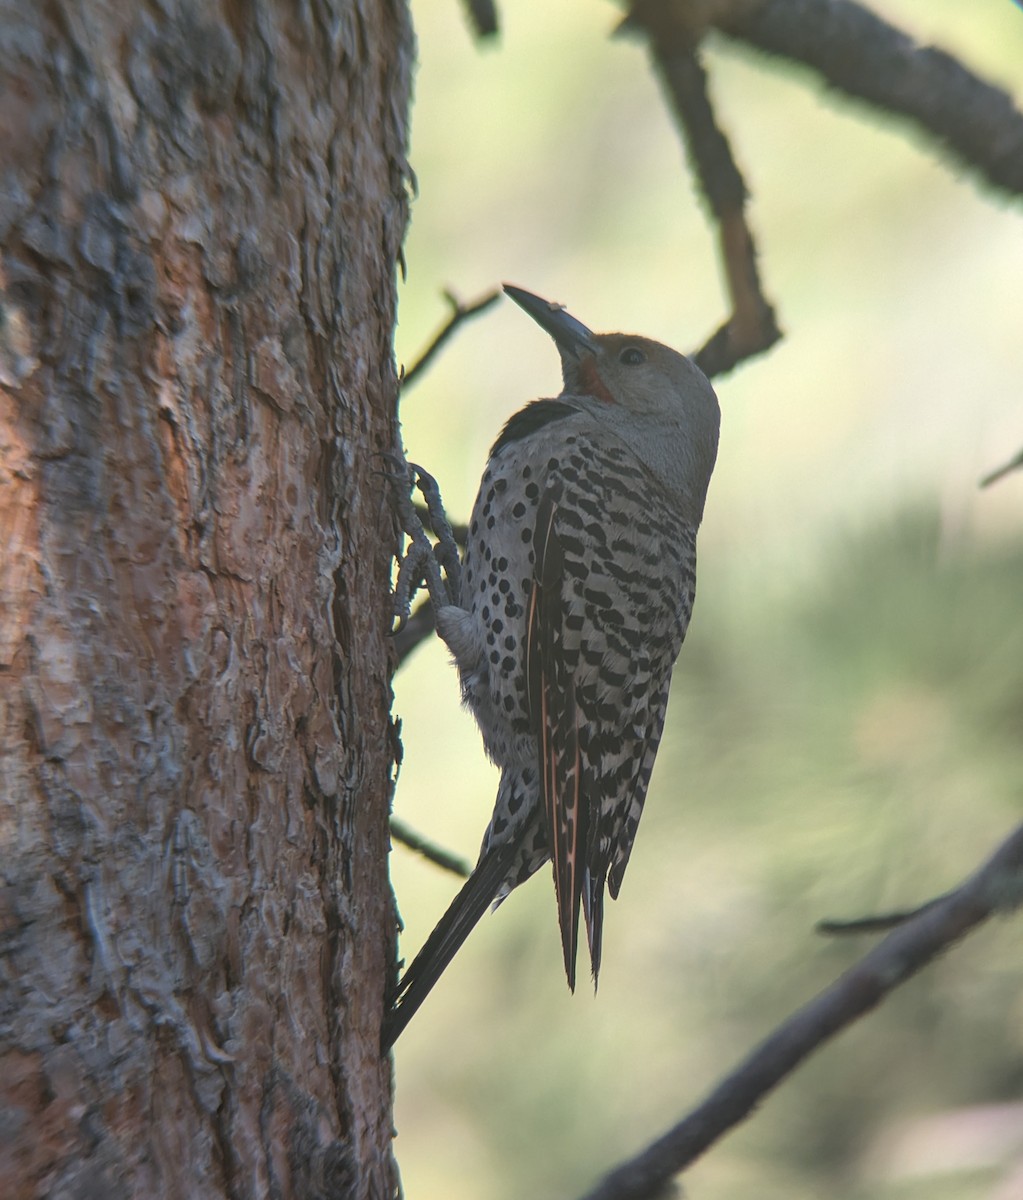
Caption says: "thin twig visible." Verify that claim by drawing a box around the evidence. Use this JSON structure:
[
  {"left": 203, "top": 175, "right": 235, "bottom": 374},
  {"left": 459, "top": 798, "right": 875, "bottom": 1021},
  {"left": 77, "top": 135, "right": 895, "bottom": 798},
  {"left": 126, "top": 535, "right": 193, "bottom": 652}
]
[
  {"left": 391, "top": 287, "right": 477, "bottom": 659},
  {"left": 394, "top": 600, "right": 438, "bottom": 665},
  {"left": 401, "top": 288, "right": 501, "bottom": 392},
  {"left": 816, "top": 892, "right": 947, "bottom": 935},
  {"left": 713, "top": 0, "right": 1023, "bottom": 199},
  {"left": 981, "top": 447, "right": 1023, "bottom": 489},
  {"left": 577, "top": 820, "right": 1023, "bottom": 1200},
  {"left": 621, "top": 7, "right": 781, "bottom": 378},
  {"left": 390, "top": 817, "right": 471, "bottom": 878}
]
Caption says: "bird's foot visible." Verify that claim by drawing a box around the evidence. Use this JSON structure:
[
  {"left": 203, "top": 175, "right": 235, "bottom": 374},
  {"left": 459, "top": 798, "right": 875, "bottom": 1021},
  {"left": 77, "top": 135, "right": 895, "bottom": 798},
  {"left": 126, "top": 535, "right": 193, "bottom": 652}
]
[
  {"left": 413, "top": 463, "right": 463, "bottom": 598},
  {"left": 381, "top": 450, "right": 462, "bottom": 633}
]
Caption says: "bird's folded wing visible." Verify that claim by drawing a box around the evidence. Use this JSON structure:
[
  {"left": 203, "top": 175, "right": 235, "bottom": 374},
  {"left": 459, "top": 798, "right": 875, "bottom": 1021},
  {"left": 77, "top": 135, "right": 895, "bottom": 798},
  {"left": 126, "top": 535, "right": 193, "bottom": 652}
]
[{"left": 527, "top": 481, "right": 587, "bottom": 991}]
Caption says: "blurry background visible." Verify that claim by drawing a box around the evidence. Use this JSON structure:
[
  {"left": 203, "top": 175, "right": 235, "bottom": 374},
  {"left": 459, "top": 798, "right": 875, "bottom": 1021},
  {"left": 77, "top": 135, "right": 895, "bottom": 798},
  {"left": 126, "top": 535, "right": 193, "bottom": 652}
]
[{"left": 389, "top": 3, "right": 1023, "bottom": 1197}]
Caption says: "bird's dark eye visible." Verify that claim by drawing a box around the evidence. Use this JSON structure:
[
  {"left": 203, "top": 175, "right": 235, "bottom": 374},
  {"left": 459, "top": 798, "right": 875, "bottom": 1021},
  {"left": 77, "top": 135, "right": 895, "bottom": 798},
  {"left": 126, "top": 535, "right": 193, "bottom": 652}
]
[{"left": 619, "top": 346, "right": 645, "bottom": 366}]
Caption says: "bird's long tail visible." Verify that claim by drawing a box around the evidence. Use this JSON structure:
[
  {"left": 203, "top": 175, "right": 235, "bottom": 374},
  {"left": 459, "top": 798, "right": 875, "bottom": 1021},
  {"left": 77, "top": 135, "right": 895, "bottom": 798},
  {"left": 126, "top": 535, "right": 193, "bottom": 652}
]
[{"left": 381, "top": 833, "right": 523, "bottom": 1051}]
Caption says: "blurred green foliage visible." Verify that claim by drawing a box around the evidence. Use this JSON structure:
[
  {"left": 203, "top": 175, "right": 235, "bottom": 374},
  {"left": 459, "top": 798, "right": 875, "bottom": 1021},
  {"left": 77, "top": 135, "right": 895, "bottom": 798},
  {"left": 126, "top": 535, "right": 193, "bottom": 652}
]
[{"left": 389, "top": 2, "right": 1023, "bottom": 1197}]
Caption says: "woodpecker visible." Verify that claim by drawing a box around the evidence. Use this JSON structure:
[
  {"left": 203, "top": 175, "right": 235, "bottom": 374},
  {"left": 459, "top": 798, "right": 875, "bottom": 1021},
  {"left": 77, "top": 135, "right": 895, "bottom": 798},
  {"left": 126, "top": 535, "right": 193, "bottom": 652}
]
[{"left": 384, "top": 285, "right": 720, "bottom": 1049}]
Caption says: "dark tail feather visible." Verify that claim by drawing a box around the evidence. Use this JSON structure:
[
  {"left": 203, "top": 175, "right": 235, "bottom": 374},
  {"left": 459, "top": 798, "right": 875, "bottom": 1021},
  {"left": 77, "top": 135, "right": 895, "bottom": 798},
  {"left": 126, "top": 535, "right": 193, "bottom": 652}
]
[
  {"left": 382, "top": 837, "right": 520, "bottom": 1051},
  {"left": 582, "top": 866, "right": 606, "bottom": 986}
]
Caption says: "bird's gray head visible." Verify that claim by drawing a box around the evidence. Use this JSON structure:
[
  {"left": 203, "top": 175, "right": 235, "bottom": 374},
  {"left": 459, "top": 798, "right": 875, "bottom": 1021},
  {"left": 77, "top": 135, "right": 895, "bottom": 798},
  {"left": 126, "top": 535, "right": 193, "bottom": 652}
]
[{"left": 504, "top": 284, "right": 720, "bottom": 522}]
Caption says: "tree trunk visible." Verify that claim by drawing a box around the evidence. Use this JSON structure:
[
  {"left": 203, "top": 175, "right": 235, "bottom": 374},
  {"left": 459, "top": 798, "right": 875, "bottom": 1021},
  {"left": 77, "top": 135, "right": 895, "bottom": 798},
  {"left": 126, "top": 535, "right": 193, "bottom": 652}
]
[{"left": 0, "top": 3, "right": 410, "bottom": 1197}]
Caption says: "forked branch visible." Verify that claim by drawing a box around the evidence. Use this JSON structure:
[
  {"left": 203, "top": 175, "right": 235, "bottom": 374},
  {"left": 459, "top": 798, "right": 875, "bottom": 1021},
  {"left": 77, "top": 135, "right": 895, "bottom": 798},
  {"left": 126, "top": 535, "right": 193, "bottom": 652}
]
[
  {"left": 623, "top": 6, "right": 781, "bottom": 378},
  {"left": 401, "top": 288, "right": 501, "bottom": 391},
  {"left": 577, "top": 819, "right": 1023, "bottom": 1200},
  {"left": 623, "top": 0, "right": 1023, "bottom": 380}
]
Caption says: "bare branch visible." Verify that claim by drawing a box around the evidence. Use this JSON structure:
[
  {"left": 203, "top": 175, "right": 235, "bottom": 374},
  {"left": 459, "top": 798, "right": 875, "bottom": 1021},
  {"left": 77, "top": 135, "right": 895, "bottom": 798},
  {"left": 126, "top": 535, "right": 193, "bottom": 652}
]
[
  {"left": 621, "top": 9, "right": 781, "bottom": 378},
  {"left": 393, "top": 599, "right": 438, "bottom": 665},
  {"left": 620, "top": 0, "right": 1023, "bottom": 380},
  {"left": 816, "top": 892, "right": 947, "bottom": 935},
  {"left": 577, "top": 820, "right": 1023, "bottom": 1200},
  {"left": 391, "top": 289, "right": 478, "bottom": 661},
  {"left": 981, "top": 446, "right": 1023, "bottom": 489},
  {"left": 390, "top": 817, "right": 471, "bottom": 878},
  {"left": 401, "top": 288, "right": 501, "bottom": 392},
  {"left": 713, "top": 0, "right": 1023, "bottom": 200}
]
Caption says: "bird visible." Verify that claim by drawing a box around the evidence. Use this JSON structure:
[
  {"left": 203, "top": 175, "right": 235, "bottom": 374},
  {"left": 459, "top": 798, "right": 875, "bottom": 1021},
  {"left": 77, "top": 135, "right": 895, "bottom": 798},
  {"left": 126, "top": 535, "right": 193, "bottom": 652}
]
[{"left": 383, "top": 284, "right": 720, "bottom": 1049}]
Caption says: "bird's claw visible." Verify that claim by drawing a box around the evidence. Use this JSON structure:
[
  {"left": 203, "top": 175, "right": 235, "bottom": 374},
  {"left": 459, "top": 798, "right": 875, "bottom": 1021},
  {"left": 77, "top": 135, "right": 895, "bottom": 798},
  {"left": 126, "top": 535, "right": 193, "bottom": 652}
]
[
  {"left": 380, "top": 450, "right": 461, "bottom": 633},
  {"left": 409, "top": 464, "right": 463, "bottom": 599}
]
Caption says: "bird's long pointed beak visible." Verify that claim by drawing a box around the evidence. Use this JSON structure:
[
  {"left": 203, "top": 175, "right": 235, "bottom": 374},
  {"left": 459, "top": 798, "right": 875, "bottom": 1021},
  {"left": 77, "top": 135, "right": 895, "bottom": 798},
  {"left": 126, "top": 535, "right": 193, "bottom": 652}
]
[{"left": 503, "top": 284, "right": 596, "bottom": 359}]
